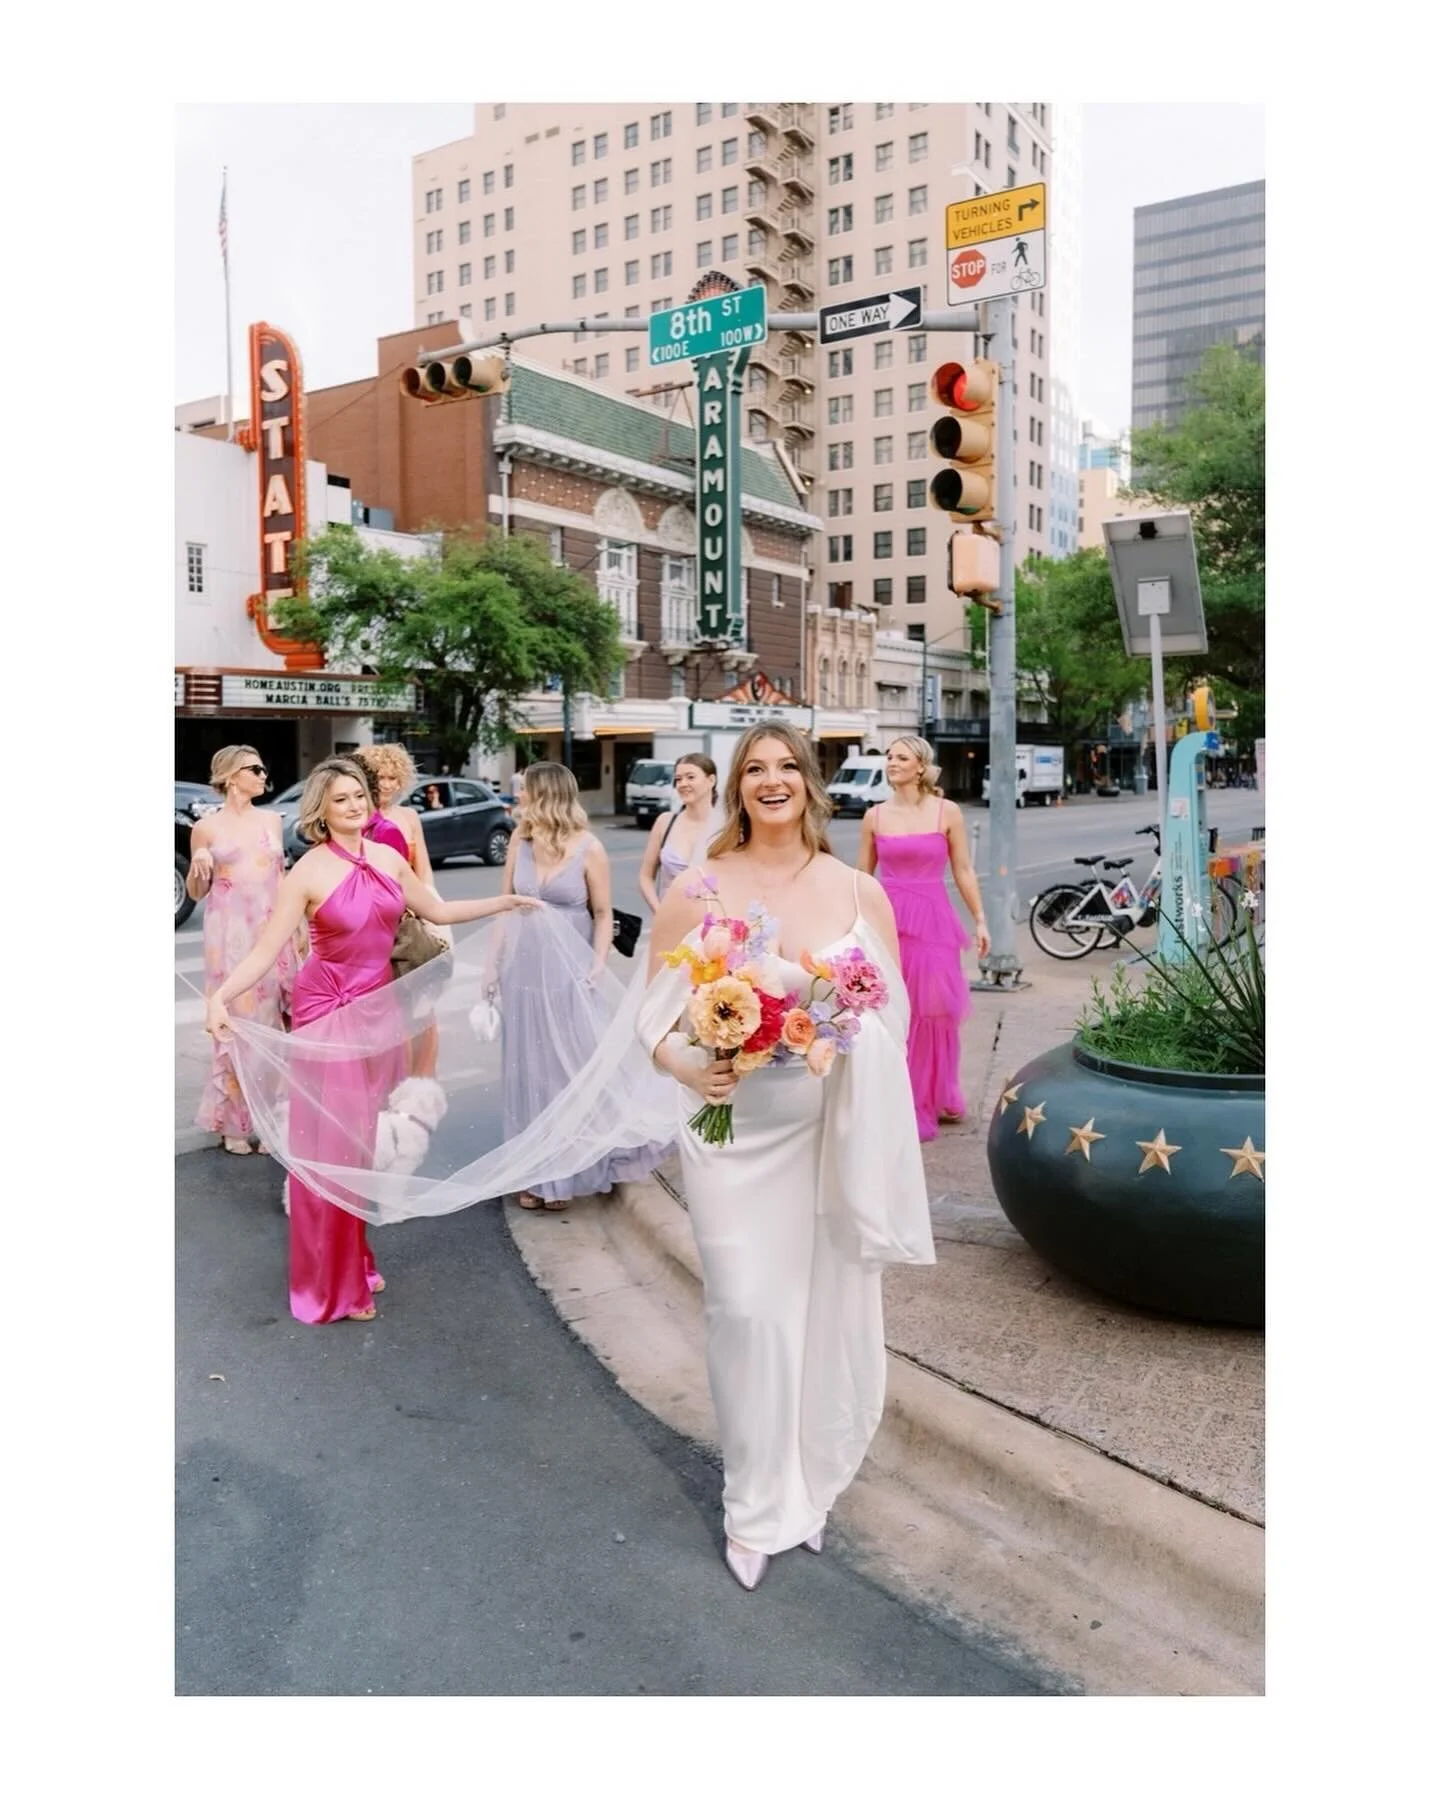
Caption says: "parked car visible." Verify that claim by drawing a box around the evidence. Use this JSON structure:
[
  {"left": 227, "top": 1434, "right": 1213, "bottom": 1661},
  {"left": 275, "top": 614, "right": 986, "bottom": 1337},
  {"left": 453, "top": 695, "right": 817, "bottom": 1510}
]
[
  {"left": 176, "top": 780, "right": 219, "bottom": 823},
  {"left": 284, "top": 775, "right": 515, "bottom": 868},
  {"left": 624, "top": 758, "right": 678, "bottom": 826},
  {"left": 825, "top": 753, "right": 892, "bottom": 816},
  {"left": 175, "top": 810, "right": 198, "bottom": 927}
]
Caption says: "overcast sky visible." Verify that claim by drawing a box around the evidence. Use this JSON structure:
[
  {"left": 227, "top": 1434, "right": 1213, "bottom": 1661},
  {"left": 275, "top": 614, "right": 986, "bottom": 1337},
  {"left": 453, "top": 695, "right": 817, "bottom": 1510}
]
[{"left": 175, "top": 102, "right": 1264, "bottom": 436}]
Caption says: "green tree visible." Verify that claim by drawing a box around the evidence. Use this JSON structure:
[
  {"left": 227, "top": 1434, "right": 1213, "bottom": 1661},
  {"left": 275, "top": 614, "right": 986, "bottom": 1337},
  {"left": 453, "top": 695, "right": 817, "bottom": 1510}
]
[
  {"left": 1128, "top": 343, "right": 1265, "bottom": 744},
  {"left": 277, "top": 528, "right": 625, "bottom": 771}
]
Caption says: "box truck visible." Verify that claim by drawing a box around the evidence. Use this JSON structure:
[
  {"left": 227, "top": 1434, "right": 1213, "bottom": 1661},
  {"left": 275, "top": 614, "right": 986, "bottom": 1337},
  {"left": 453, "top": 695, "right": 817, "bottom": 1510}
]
[{"left": 982, "top": 745, "right": 1064, "bottom": 807}]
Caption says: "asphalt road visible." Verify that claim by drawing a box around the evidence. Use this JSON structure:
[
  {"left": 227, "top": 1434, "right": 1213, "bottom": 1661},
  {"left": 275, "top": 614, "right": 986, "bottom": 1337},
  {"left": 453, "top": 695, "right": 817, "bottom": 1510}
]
[{"left": 176, "top": 1150, "right": 1060, "bottom": 1696}]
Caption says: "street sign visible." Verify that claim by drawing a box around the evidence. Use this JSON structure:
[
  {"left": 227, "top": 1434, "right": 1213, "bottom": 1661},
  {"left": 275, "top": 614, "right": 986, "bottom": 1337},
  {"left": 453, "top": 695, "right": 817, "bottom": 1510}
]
[
  {"left": 944, "top": 182, "right": 1047, "bottom": 307},
  {"left": 649, "top": 284, "right": 768, "bottom": 366},
  {"left": 818, "top": 287, "right": 922, "bottom": 344},
  {"left": 1204, "top": 731, "right": 1221, "bottom": 753}
]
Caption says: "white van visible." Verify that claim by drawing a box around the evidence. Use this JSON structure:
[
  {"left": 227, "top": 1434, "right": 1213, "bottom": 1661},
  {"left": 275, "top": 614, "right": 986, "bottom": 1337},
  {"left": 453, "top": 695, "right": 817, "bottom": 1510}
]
[
  {"left": 825, "top": 753, "right": 892, "bottom": 816},
  {"left": 624, "top": 758, "right": 677, "bottom": 825}
]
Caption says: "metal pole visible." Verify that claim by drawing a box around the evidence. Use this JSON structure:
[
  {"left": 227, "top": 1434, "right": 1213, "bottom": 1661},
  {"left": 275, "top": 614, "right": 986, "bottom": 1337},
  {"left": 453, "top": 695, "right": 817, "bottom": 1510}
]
[
  {"left": 1148, "top": 610, "right": 1168, "bottom": 842},
  {"left": 979, "top": 295, "right": 1021, "bottom": 985},
  {"left": 222, "top": 168, "right": 235, "bottom": 442},
  {"left": 920, "top": 633, "right": 929, "bottom": 736},
  {"left": 563, "top": 687, "right": 573, "bottom": 768}
]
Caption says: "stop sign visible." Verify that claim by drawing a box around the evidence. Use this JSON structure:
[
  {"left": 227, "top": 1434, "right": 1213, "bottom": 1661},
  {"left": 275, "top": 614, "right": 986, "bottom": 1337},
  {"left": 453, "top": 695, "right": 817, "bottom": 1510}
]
[{"left": 950, "top": 247, "right": 987, "bottom": 288}]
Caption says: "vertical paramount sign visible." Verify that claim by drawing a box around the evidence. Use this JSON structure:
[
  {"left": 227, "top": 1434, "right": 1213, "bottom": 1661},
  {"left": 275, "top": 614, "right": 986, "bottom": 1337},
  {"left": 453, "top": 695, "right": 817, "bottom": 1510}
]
[
  {"left": 241, "top": 321, "right": 322, "bottom": 669},
  {"left": 695, "top": 348, "right": 750, "bottom": 641}
]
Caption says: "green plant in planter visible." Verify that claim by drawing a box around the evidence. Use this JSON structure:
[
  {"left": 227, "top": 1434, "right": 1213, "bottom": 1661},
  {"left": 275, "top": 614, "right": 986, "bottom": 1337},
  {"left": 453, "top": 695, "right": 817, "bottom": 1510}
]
[{"left": 1076, "top": 919, "right": 1264, "bottom": 1077}]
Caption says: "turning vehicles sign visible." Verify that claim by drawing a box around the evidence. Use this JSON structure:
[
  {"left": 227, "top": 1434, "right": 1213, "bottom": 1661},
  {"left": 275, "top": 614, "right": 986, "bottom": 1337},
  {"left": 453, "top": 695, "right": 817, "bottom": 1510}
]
[{"left": 944, "top": 181, "right": 1047, "bottom": 306}]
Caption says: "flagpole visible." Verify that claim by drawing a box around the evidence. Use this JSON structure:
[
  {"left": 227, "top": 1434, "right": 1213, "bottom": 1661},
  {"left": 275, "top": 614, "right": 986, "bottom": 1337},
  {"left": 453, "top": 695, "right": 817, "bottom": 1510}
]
[{"left": 220, "top": 168, "right": 235, "bottom": 440}]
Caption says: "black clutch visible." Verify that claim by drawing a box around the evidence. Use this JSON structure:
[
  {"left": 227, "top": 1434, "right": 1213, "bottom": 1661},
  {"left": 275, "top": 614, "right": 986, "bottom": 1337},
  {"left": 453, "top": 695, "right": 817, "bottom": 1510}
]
[{"left": 612, "top": 907, "right": 643, "bottom": 958}]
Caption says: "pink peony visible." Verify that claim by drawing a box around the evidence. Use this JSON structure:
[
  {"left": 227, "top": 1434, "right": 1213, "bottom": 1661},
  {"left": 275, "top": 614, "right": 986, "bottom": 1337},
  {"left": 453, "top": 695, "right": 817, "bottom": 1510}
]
[
  {"left": 806, "top": 1037, "right": 838, "bottom": 1078},
  {"left": 831, "top": 955, "right": 888, "bottom": 1012},
  {"left": 701, "top": 925, "right": 735, "bottom": 962}
]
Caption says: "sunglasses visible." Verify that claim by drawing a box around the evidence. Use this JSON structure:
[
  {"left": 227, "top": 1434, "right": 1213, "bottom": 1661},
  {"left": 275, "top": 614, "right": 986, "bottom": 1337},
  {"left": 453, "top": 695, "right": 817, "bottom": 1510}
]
[{"left": 238, "top": 763, "right": 267, "bottom": 778}]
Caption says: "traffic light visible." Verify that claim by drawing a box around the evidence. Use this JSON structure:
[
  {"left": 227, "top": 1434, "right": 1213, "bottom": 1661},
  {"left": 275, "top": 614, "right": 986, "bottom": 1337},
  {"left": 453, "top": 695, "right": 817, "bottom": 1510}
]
[
  {"left": 948, "top": 528, "right": 1001, "bottom": 610},
  {"left": 399, "top": 351, "right": 510, "bottom": 403},
  {"left": 928, "top": 358, "right": 998, "bottom": 524}
]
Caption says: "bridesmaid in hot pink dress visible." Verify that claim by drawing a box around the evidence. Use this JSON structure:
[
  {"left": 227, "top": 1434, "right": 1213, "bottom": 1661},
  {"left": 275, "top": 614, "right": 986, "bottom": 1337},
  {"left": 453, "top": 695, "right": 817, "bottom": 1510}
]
[
  {"left": 858, "top": 735, "right": 991, "bottom": 1141},
  {"left": 205, "top": 757, "right": 538, "bottom": 1323}
]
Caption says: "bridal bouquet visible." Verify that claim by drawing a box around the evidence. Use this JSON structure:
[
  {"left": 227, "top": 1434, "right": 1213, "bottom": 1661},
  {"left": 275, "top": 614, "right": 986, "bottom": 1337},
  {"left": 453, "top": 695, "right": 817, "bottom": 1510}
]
[{"left": 663, "top": 882, "right": 890, "bottom": 1147}]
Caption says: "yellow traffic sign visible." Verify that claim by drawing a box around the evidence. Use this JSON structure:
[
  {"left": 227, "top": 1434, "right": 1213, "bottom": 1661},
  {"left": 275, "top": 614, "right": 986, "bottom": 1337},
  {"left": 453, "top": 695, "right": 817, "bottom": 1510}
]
[{"left": 946, "top": 182, "right": 1046, "bottom": 250}]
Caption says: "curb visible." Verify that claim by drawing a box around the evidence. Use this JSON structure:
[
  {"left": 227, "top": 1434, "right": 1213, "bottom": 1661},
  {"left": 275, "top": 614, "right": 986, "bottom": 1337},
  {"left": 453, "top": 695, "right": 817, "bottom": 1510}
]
[{"left": 507, "top": 1174, "right": 1264, "bottom": 1696}]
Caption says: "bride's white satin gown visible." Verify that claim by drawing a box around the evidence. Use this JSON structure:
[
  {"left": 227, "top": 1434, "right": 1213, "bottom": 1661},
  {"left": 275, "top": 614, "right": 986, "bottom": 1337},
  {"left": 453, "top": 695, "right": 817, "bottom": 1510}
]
[{"left": 638, "top": 886, "right": 934, "bottom": 1557}]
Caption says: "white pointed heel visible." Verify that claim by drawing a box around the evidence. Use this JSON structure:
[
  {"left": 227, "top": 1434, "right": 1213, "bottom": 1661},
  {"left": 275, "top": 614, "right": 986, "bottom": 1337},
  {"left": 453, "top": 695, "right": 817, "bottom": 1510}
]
[
  {"left": 800, "top": 1526, "right": 826, "bottom": 1555},
  {"left": 724, "top": 1539, "right": 770, "bottom": 1591}
]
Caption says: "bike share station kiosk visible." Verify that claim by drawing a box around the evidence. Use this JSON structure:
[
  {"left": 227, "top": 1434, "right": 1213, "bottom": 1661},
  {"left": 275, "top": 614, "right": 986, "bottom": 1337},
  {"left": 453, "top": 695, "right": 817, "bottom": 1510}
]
[{"left": 1102, "top": 513, "right": 1212, "bottom": 962}]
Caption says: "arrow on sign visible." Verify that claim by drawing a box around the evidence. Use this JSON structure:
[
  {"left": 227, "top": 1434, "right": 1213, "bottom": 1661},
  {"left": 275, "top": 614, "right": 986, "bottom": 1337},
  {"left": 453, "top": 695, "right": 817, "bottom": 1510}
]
[
  {"left": 884, "top": 291, "right": 918, "bottom": 328},
  {"left": 819, "top": 287, "right": 923, "bottom": 342},
  {"left": 1017, "top": 198, "right": 1039, "bottom": 220}
]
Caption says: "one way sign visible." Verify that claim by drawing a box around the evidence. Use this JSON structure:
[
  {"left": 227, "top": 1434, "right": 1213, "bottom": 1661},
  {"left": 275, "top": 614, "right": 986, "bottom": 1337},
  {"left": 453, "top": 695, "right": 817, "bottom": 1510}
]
[{"left": 818, "top": 287, "right": 923, "bottom": 344}]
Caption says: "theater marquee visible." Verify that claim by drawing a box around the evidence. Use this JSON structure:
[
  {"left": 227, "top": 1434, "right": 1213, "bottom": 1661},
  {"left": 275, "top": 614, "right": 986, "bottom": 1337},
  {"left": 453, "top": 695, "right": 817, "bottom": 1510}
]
[{"left": 238, "top": 321, "right": 322, "bottom": 669}]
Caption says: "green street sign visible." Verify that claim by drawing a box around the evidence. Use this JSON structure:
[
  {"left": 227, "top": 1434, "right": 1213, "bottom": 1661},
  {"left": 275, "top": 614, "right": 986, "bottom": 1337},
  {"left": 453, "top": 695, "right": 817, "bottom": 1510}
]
[
  {"left": 648, "top": 284, "right": 768, "bottom": 366},
  {"left": 693, "top": 347, "right": 751, "bottom": 640}
]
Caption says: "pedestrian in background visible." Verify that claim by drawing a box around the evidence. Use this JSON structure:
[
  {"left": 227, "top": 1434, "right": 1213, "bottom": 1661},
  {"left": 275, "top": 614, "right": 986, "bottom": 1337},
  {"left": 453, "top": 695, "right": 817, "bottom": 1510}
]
[
  {"left": 638, "top": 752, "right": 720, "bottom": 912},
  {"left": 857, "top": 734, "right": 990, "bottom": 1139},
  {"left": 353, "top": 742, "right": 434, "bottom": 884},
  {"left": 187, "top": 744, "right": 297, "bottom": 1156}
]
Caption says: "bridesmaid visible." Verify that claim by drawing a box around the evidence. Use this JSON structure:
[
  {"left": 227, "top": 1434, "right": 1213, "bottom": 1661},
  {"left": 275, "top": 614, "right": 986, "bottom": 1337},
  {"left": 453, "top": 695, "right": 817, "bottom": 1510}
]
[
  {"left": 858, "top": 735, "right": 990, "bottom": 1140},
  {"left": 204, "top": 757, "right": 538, "bottom": 1324},
  {"left": 187, "top": 745, "right": 298, "bottom": 1155},
  {"left": 638, "top": 752, "right": 719, "bottom": 912},
  {"left": 353, "top": 742, "right": 434, "bottom": 882}
]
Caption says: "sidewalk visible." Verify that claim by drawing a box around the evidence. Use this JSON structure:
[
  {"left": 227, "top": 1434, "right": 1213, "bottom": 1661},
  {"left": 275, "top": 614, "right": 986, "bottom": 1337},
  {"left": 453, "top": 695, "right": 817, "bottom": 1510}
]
[{"left": 506, "top": 927, "right": 1264, "bottom": 1695}]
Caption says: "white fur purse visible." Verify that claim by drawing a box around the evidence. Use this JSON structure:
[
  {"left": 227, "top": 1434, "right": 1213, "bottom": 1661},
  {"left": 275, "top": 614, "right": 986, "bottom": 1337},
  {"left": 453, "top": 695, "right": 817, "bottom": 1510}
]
[
  {"left": 373, "top": 1076, "right": 449, "bottom": 1176},
  {"left": 469, "top": 989, "right": 502, "bottom": 1042}
]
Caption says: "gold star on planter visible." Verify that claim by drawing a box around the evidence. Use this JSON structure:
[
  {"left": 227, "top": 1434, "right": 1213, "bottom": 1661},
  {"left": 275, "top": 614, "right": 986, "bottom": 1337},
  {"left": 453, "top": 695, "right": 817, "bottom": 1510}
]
[
  {"left": 1018, "top": 1101, "right": 1047, "bottom": 1139},
  {"left": 1136, "top": 1128, "right": 1181, "bottom": 1175},
  {"left": 1065, "top": 1118, "right": 1105, "bottom": 1160},
  {"left": 1220, "top": 1136, "right": 1265, "bottom": 1181},
  {"left": 998, "top": 1080, "right": 1024, "bottom": 1113}
]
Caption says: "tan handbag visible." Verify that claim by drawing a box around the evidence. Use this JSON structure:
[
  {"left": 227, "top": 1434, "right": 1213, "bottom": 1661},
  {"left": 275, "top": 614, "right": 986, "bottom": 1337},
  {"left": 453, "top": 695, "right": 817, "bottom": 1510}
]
[{"left": 391, "top": 909, "right": 452, "bottom": 979}]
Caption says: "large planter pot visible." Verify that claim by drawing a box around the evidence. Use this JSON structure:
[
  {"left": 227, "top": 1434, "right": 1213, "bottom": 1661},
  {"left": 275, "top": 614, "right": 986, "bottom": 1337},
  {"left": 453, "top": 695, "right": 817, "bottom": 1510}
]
[{"left": 986, "top": 1041, "right": 1264, "bottom": 1326}]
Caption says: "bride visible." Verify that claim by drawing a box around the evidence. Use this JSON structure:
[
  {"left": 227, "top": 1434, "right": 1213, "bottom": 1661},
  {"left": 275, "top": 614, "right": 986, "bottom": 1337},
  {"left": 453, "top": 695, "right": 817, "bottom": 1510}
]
[{"left": 639, "top": 722, "right": 934, "bottom": 1591}]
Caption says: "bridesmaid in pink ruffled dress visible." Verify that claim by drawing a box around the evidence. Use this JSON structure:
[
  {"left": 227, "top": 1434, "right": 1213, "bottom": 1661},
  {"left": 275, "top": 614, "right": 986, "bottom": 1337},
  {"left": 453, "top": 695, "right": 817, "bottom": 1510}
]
[
  {"left": 858, "top": 735, "right": 990, "bottom": 1141},
  {"left": 205, "top": 758, "right": 538, "bottom": 1324}
]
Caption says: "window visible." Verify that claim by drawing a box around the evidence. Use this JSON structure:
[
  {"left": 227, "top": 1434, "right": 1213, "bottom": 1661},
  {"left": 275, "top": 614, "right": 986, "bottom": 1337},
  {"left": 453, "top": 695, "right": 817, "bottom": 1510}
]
[
  {"left": 503, "top": 164, "right": 513, "bottom": 188},
  {"left": 426, "top": 270, "right": 443, "bottom": 294},
  {"left": 908, "top": 332, "right": 927, "bottom": 363},
  {"left": 483, "top": 296, "right": 496, "bottom": 321},
  {"left": 908, "top": 184, "right": 927, "bottom": 214},
  {"left": 459, "top": 302, "right": 472, "bottom": 321},
  {"left": 873, "top": 483, "right": 893, "bottom": 511},
  {"left": 651, "top": 110, "right": 672, "bottom": 139},
  {"left": 1007, "top": 165, "right": 1017, "bottom": 188},
  {"left": 748, "top": 176, "right": 765, "bottom": 206},
  {"left": 573, "top": 356, "right": 588, "bottom": 376},
  {"left": 875, "top": 245, "right": 893, "bottom": 276},
  {"left": 697, "top": 144, "right": 712, "bottom": 173},
  {"left": 504, "top": 206, "right": 514, "bottom": 230},
  {"left": 907, "top": 381, "right": 926, "bottom": 412},
  {"left": 828, "top": 395, "right": 853, "bottom": 424},
  {"left": 873, "top": 576, "right": 893, "bottom": 604},
  {"left": 722, "top": 137, "right": 738, "bottom": 164},
  {"left": 907, "top": 237, "right": 927, "bottom": 268},
  {"left": 625, "top": 167, "right": 639, "bottom": 195},
  {"left": 696, "top": 193, "right": 712, "bottom": 220},
  {"left": 875, "top": 192, "right": 893, "bottom": 224},
  {"left": 594, "top": 353, "right": 609, "bottom": 378},
  {"left": 594, "top": 267, "right": 609, "bottom": 293},
  {"left": 504, "top": 248, "right": 514, "bottom": 273},
  {"left": 424, "top": 187, "right": 442, "bottom": 213},
  {"left": 827, "top": 104, "right": 853, "bottom": 132},
  {"left": 425, "top": 229, "right": 441, "bottom": 253},
  {"left": 483, "top": 212, "right": 495, "bottom": 237},
  {"left": 909, "top": 132, "right": 928, "bottom": 162},
  {"left": 625, "top": 346, "right": 640, "bottom": 371},
  {"left": 594, "top": 131, "right": 608, "bottom": 160},
  {"left": 653, "top": 204, "right": 672, "bottom": 231},
  {"left": 483, "top": 170, "right": 495, "bottom": 195},
  {"left": 721, "top": 185, "right": 738, "bottom": 212},
  {"left": 721, "top": 233, "right": 738, "bottom": 260},
  {"left": 828, "top": 535, "right": 853, "bottom": 563},
  {"left": 874, "top": 531, "right": 893, "bottom": 559},
  {"left": 906, "top": 574, "right": 926, "bottom": 605},
  {"left": 875, "top": 141, "right": 893, "bottom": 172},
  {"left": 458, "top": 219, "right": 471, "bottom": 245},
  {"left": 827, "top": 348, "right": 853, "bottom": 377},
  {"left": 747, "top": 130, "right": 765, "bottom": 157},
  {"left": 827, "top": 487, "right": 853, "bottom": 517},
  {"left": 459, "top": 262, "right": 472, "bottom": 286},
  {"left": 874, "top": 387, "right": 893, "bottom": 417},
  {"left": 828, "top": 583, "right": 852, "bottom": 612},
  {"left": 650, "top": 158, "right": 672, "bottom": 186},
  {"left": 624, "top": 213, "right": 639, "bottom": 240},
  {"left": 907, "top": 527, "right": 927, "bottom": 556},
  {"left": 624, "top": 304, "right": 639, "bottom": 317},
  {"left": 906, "top": 478, "right": 926, "bottom": 508},
  {"left": 426, "top": 310, "right": 444, "bottom": 324},
  {"left": 1007, "top": 114, "right": 1021, "bottom": 153},
  {"left": 696, "top": 103, "right": 712, "bottom": 126},
  {"left": 827, "top": 204, "right": 853, "bottom": 233},
  {"left": 722, "top": 102, "right": 738, "bottom": 116},
  {"left": 827, "top": 440, "right": 853, "bottom": 470},
  {"left": 573, "top": 227, "right": 586, "bottom": 254},
  {"left": 593, "top": 177, "right": 609, "bottom": 206},
  {"left": 696, "top": 239, "right": 713, "bottom": 267},
  {"left": 624, "top": 121, "right": 639, "bottom": 148},
  {"left": 875, "top": 102, "right": 894, "bottom": 121},
  {"left": 186, "top": 542, "right": 205, "bottom": 593},
  {"left": 594, "top": 221, "right": 609, "bottom": 250},
  {"left": 747, "top": 226, "right": 764, "bottom": 254},
  {"left": 625, "top": 259, "right": 639, "bottom": 285},
  {"left": 572, "top": 140, "right": 586, "bottom": 166},
  {"left": 873, "top": 435, "right": 893, "bottom": 463},
  {"left": 828, "top": 153, "right": 853, "bottom": 182},
  {"left": 650, "top": 251, "right": 672, "bottom": 277},
  {"left": 504, "top": 292, "right": 515, "bottom": 316},
  {"left": 907, "top": 430, "right": 926, "bottom": 460},
  {"left": 827, "top": 255, "right": 853, "bottom": 284}
]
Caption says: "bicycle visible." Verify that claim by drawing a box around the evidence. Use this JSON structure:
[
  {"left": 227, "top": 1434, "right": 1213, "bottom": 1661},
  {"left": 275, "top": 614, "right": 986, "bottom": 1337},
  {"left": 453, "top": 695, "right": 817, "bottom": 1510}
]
[
  {"left": 1028, "top": 824, "right": 1239, "bottom": 960},
  {"left": 1010, "top": 266, "right": 1042, "bottom": 290}
]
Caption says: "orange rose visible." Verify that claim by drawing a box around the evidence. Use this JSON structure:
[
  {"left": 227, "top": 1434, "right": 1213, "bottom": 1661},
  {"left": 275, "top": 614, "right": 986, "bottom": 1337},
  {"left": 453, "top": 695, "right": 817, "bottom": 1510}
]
[{"left": 779, "top": 1007, "right": 817, "bottom": 1051}]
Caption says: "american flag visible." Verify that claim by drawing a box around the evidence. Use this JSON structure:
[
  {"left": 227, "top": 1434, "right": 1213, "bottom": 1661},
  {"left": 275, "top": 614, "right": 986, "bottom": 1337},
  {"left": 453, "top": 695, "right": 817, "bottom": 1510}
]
[{"left": 218, "top": 171, "right": 229, "bottom": 270}]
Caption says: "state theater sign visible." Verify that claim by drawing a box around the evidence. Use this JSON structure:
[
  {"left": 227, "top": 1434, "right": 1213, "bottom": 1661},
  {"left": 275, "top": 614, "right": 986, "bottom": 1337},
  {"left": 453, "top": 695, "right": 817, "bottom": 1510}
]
[{"left": 236, "top": 321, "right": 323, "bottom": 670}]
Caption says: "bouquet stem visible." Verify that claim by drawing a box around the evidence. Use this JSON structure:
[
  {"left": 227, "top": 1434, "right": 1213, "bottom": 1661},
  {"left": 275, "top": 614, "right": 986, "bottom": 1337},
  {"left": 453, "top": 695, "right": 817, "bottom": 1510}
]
[{"left": 687, "top": 1047, "right": 738, "bottom": 1147}]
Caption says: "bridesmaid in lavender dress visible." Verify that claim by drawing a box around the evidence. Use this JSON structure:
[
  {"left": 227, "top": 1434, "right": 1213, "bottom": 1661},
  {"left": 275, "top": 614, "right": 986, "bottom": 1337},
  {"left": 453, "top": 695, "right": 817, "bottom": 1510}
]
[
  {"left": 638, "top": 752, "right": 719, "bottom": 912},
  {"left": 502, "top": 762, "right": 668, "bottom": 1212}
]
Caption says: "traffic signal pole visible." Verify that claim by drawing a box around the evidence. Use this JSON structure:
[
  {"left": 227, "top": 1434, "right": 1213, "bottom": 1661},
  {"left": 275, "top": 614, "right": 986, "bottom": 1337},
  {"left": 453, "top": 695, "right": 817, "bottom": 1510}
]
[{"left": 977, "top": 295, "right": 1022, "bottom": 986}]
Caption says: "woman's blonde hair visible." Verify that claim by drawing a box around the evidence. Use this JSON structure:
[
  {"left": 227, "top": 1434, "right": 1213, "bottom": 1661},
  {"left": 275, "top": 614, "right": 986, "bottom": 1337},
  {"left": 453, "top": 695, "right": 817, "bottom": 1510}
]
[
  {"left": 353, "top": 741, "right": 417, "bottom": 801},
  {"left": 208, "top": 744, "right": 263, "bottom": 794},
  {"left": 886, "top": 733, "right": 943, "bottom": 798},
  {"left": 709, "top": 722, "right": 832, "bottom": 860},
  {"left": 519, "top": 761, "right": 588, "bottom": 861},
  {"left": 296, "top": 757, "right": 372, "bottom": 844}
]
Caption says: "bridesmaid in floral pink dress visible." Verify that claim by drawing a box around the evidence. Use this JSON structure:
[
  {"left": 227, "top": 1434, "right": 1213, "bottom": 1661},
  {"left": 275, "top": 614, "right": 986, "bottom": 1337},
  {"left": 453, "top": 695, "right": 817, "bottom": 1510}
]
[
  {"left": 858, "top": 735, "right": 991, "bottom": 1141},
  {"left": 186, "top": 746, "right": 298, "bottom": 1154}
]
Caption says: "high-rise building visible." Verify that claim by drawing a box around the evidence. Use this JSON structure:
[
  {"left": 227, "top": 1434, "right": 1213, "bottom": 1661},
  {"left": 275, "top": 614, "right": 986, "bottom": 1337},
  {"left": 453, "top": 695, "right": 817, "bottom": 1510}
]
[
  {"left": 1130, "top": 179, "right": 1265, "bottom": 432},
  {"left": 411, "top": 102, "right": 1058, "bottom": 648},
  {"left": 1045, "top": 103, "right": 1082, "bottom": 559}
]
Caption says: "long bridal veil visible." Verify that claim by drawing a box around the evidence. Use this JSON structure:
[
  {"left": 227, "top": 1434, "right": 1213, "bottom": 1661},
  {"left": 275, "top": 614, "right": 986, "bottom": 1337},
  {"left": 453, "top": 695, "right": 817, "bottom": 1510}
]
[{"left": 225, "top": 906, "right": 681, "bottom": 1226}]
